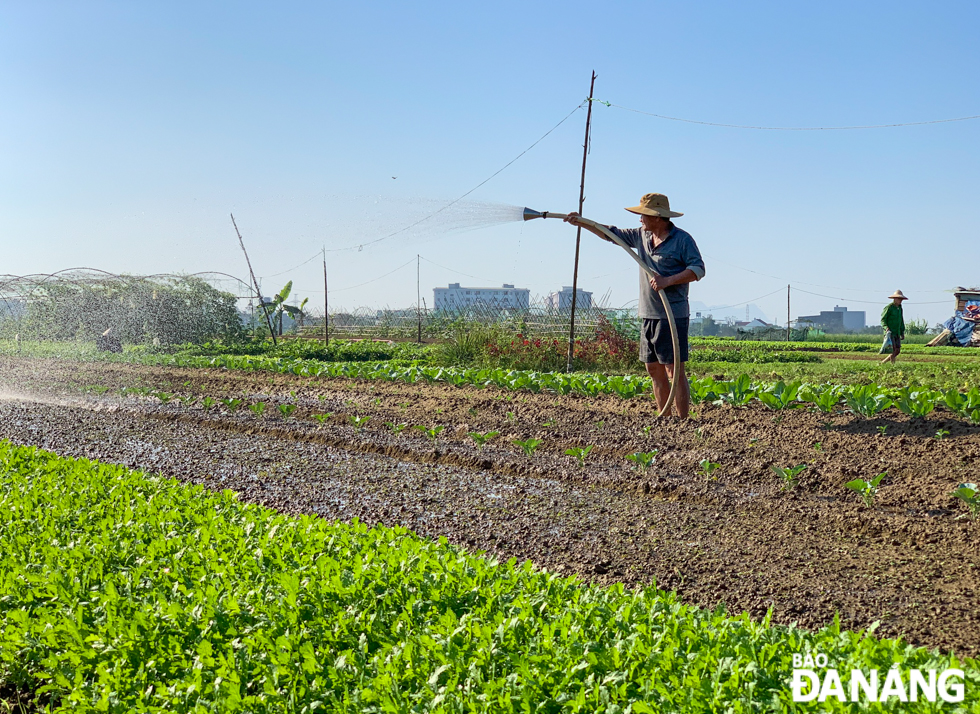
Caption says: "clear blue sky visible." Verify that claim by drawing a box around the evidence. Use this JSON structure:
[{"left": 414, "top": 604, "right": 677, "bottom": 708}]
[{"left": 2, "top": 1, "right": 978, "bottom": 326}]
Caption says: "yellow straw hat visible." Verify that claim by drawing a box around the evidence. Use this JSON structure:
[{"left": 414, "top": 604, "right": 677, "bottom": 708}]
[
  {"left": 625, "top": 193, "right": 683, "bottom": 218},
  {"left": 888, "top": 290, "right": 908, "bottom": 300}
]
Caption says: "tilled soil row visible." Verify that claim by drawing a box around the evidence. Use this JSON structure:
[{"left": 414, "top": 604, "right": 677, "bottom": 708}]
[{"left": 1, "top": 356, "right": 979, "bottom": 656}]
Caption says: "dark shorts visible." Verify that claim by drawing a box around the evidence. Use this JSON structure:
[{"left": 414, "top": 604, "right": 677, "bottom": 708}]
[{"left": 639, "top": 318, "right": 690, "bottom": 365}]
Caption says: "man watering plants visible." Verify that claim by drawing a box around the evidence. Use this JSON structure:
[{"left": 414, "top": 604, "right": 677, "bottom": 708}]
[
  {"left": 879, "top": 290, "right": 907, "bottom": 364},
  {"left": 565, "top": 193, "right": 704, "bottom": 418}
]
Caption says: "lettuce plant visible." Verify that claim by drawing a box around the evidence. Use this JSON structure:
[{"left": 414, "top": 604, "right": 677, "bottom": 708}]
[
  {"left": 846, "top": 472, "right": 886, "bottom": 508},
  {"left": 512, "top": 438, "right": 541, "bottom": 458},
  {"left": 564, "top": 445, "right": 594, "bottom": 468},
  {"left": 467, "top": 431, "right": 499, "bottom": 450},
  {"left": 771, "top": 463, "right": 806, "bottom": 490},
  {"left": 951, "top": 483, "right": 979, "bottom": 520},
  {"left": 626, "top": 450, "right": 658, "bottom": 472}
]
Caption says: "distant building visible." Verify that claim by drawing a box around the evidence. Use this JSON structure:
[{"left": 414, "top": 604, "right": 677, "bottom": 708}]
[
  {"left": 433, "top": 283, "right": 530, "bottom": 311},
  {"left": 797, "top": 305, "right": 866, "bottom": 331},
  {"left": 545, "top": 286, "right": 593, "bottom": 311}
]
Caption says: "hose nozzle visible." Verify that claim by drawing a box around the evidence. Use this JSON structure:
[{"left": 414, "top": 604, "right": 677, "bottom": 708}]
[{"left": 522, "top": 207, "right": 569, "bottom": 221}]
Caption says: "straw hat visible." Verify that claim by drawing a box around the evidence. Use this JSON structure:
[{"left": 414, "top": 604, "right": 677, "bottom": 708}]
[
  {"left": 625, "top": 193, "right": 683, "bottom": 218},
  {"left": 888, "top": 290, "right": 908, "bottom": 301}
]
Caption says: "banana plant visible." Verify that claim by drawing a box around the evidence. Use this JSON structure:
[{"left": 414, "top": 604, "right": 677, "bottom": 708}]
[{"left": 262, "top": 281, "right": 308, "bottom": 337}]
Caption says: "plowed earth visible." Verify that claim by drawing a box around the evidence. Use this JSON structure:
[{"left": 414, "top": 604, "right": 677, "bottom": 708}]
[{"left": 1, "top": 356, "right": 978, "bottom": 656}]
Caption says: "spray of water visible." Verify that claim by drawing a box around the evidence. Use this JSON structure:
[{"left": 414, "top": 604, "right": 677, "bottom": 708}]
[{"left": 317, "top": 196, "right": 525, "bottom": 253}]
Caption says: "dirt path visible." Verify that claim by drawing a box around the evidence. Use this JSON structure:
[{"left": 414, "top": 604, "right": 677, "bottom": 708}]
[{"left": 1, "top": 356, "right": 978, "bottom": 656}]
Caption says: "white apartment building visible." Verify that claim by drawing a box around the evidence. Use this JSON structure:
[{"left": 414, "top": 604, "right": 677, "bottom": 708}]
[
  {"left": 545, "top": 286, "right": 593, "bottom": 311},
  {"left": 433, "top": 283, "right": 530, "bottom": 311}
]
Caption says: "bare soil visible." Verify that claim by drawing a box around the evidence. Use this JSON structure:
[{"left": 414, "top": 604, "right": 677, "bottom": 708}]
[{"left": 1, "top": 356, "right": 978, "bottom": 656}]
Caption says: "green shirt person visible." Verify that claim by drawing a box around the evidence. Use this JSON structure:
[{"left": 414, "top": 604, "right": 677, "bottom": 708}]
[{"left": 880, "top": 290, "right": 907, "bottom": 364}]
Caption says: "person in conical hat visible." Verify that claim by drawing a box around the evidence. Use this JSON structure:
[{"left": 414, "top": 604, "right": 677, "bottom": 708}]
[
  {"left": 564, "top": 193, "right": 705, "bottom": 418},
  {"left": 880, "top": 290, "right": 907, "bottom": 364}
]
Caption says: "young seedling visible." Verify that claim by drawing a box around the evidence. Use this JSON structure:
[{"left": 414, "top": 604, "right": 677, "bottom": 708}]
[
  {"left": 179, "top": 394, "right": 197, "bottom": 407},
  {"left": 564, "top": 445, "right": 595, "bottom": 468},
  {"left": 846, "top": 472, "right": 886, "bottom": 508},
  {"left": 506, "top": 411, "right": 516, "bottom": 422},
  {"left": 513, "top": 437, "right": 541, "bottom": 458},
  {"left": 626, "top": 450, "right": 658, "bottom": 472},
  {"left": 350, "top": 415, "right": 371, "bottom": 432},
  {"left": 772, "top": 463, "right": 807, "bottom": 490},
  {"left": 876, "top": 425, "right": 888, "bottom": 436},
  {"left": 311, "top": 412, "right": 333, "bottom": 425},
  {"left": 278, "top": 403, "right": 297, "bottom": 419},
  {"left": 467, "top": 430, "right": 500, "bottom": 450},
  {"left": 698, "top": 459, "right": 721, "bottom": 479},
  {"left": 154, "top": 391, "right": 173, "bottom": 404},
  {"left": 694, "top": 427, "right": 706, "bottom": 443},
  {"left": 201, "top": 396, "right": 216, "bottom": 411},
  {"left": 414, "top": 425, "right": 444, "bottom": 445},
  {"left": 951, "top": 483, "right": 979, "bottom": 520},
  {"left": 935, "top": 429, "right": 950, "bottom": 441},
  {"left": 641, "top": 425, "right": 653, "bottom": 436},
  {"left": 249, "top": 402, "right": 267, "bottom": 417},
  {"left": 813, "top": 442, "right": 823, "bottom": 452},
  {"left": 372, "top": 397, "right": 381, "bottom": 406},
  {"left": 220, "top": 398, "right": 242, "bottom": 412},
  {"left": 593, "top": 420, "right": 606, "bottom": 431},
  {"left": 467, "top": 407, "right": 479, "bottom": 417}
]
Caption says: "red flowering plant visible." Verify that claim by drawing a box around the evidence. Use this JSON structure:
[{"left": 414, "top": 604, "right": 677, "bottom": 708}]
[{"left": 481, "top": 316, "right": 639, "bottom": 372}]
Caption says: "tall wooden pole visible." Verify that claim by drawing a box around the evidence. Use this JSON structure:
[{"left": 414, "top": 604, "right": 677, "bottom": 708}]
[
  {"left": 323, "top": 248, "right": 330, "bottom": 347},
  {"left": 566, "top": 70, "right": 597, "bottom": 372},
  {"left": 417, "top": 254, "right": 422, "bottom": 344},
  {"left": 231, "top": 213, "right": 277, "bottom": 346},
  {"left": 786, "top": 284, "right": 791, "bottom": 342}
]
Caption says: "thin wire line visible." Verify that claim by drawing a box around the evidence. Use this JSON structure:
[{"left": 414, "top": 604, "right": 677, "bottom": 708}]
[
  {"left": 704, "top": 253, "right": 951, "bottom": 294},
  {"left": 595, "top": 100, "right": 980, "bottom": 131},
  {"left": 702, "top": 287, "right": 787, "bottom": 312},
  {"left": 324, "top": 102, "right": 586, "bottom": 254},
  {"left": 418, "top": 255, "right": 501, "bottom": 285},
  {"left": 792, "top": 287, "right": 949, "bottom": 305},
  {"left": 329, "top": 257, "right": 417, "bottom": 292},
  {"left": 261, "top": 251, "right": 323, "bottom": 279}
]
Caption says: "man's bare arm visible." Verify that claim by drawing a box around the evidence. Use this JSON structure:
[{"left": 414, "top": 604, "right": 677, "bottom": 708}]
[
  {"left": 649, "top": 268, "right": 699, "bottom": 293},
  {"left": 562, "top": 212, "right": 615, "bottom": 242}
]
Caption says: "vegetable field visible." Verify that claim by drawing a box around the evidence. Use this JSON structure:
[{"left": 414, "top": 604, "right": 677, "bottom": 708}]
[{"left": 2, "top": 345, "right": 980, "bottom": 711}]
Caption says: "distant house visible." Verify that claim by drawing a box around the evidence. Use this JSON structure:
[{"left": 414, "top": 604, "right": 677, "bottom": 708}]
[
  {"left": 433, "top": 283, "right": 530, "bottom": 312},
  {"left": 796, "top": 305, "right": 866, "bottom": 332},
  {"left": 735, "top": 318, "right": 772, "bottom": 330},
  {"left": 544, "top": 286, "right": 593, "bottom": 311}
]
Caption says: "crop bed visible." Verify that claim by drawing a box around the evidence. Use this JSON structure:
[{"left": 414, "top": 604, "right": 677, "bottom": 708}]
[{"left": 1, "top": 355, "right": 979, "bottom": 659}]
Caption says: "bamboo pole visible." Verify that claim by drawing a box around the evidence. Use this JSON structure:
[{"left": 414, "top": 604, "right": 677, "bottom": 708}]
[
  {"left": 565, "top": 71, "right": 597, "bottom": 372},
  {"left": 230, "top": 213, "right": 277, "bottom": 346},
  {"left": 786, "top": 284, "right": 791, "bottom": 342},
  {"left": 323, "top": 248, "right": 330, "bottom": 347}
]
